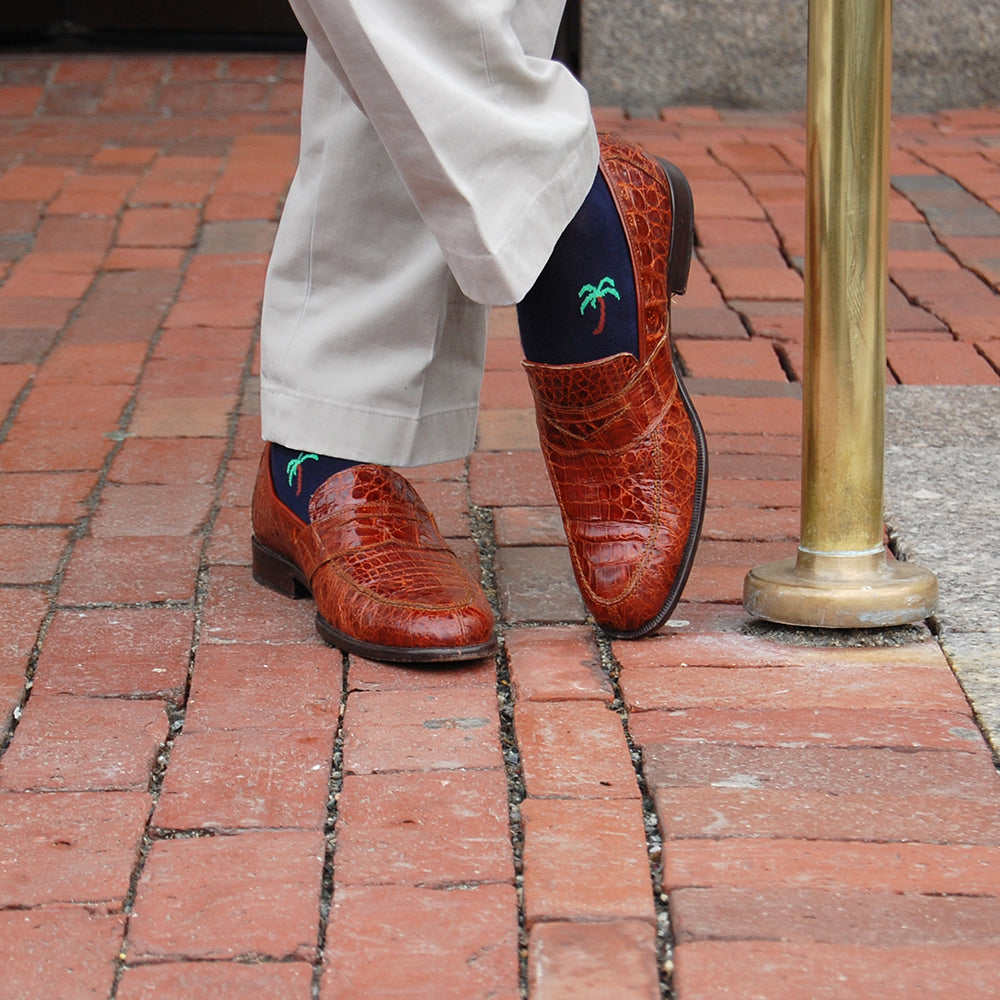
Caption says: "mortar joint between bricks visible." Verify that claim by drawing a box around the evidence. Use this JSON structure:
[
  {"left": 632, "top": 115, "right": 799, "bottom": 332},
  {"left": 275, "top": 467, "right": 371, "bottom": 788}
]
[
  {"left": 593, "top": 627, "right": 675, "bottom": 1000},
  {"left": 974, "top": 342, "right": 1000, "bottom": 380},
  {"left": 312, "top": 648, "right": 349, "bottom": 1000},
  {"left": 493, "top": 635, "right": 529, "bottom": 999},
  {"left": 468, "top": 502, "right": 529, "bottom": 998}
]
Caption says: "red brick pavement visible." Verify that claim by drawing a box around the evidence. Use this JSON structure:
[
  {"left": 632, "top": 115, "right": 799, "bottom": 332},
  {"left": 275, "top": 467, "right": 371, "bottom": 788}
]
[{"left": 1, "top": 53, "right": 999, "bottom": 999}]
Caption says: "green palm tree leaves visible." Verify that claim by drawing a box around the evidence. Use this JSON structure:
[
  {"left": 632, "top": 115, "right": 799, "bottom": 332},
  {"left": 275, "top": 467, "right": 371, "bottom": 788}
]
[
  {"left": 286, "top": 452, "right": 319, "bottom": 489},
  {"left": 578, "top": 275, "right": 621, "bottom": 314}
]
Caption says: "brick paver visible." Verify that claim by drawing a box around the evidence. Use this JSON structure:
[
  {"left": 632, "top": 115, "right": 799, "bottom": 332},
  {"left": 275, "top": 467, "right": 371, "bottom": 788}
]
[{"left": 1, "top": 52, "right": 999, "bottom": 999}]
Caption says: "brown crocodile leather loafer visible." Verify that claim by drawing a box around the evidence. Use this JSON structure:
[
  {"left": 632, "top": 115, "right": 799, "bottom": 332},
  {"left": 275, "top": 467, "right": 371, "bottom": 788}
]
[
  {"left": 251, "top": 446, "right": 496, "bottom": 663},
  {"left": 523, "top": 133, "right": 708, "bottom": 638}
]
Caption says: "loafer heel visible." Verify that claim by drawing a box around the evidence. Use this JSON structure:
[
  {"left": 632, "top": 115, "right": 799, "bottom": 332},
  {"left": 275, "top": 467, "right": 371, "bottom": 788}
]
[
  {"left": 657, "top": 156, "right": 694, "bottom": 295},
  {"left": 251, "top": 536, "right": 310, "bottom": 599}
]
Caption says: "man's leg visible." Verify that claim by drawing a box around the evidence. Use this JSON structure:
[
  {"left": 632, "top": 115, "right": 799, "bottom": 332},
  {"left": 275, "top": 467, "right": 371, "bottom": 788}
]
[
  {"left": 255, "top": 45, "right": 497, "bottom": 663},
  {"left": 256, "top": 1, "right": 594, "bottom": 662}
]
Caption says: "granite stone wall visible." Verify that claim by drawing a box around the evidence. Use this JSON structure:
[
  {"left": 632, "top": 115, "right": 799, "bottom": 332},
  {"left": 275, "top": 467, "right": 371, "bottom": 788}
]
[{"left": 580, "top": 1, "right": 1000, "bottom": 115}]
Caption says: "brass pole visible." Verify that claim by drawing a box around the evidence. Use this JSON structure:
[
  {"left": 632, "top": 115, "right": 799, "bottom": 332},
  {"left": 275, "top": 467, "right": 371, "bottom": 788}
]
[{"left": 743, "top": 0, "right": 937, "bottom": 627}]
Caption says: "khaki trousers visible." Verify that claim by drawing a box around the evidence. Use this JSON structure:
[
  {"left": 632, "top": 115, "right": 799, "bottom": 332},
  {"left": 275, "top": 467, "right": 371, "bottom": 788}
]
[{"left": 260, "top": 0, "right": 598, "bottom": 466}]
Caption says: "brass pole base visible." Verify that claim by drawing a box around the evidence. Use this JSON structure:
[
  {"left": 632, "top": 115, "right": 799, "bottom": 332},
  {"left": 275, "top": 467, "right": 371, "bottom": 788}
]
[{"left": 743, "top": 549, "right": 938, "bottom": 629}]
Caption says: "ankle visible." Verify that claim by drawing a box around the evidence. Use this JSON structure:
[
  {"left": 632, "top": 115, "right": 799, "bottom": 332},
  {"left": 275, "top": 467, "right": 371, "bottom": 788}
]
[
  {"left": 270, "top": 443, "right": 357, "bottom": 522},
  {"left": 517, "top": 169, "right": 637, "bottom": 365}
]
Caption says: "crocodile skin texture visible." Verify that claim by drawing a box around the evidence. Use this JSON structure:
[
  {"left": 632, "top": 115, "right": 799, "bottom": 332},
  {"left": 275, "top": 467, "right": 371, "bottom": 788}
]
[
  {"left": 523, "top": 134, "right": 707, "bottom": 637},
  {"left": 251, "top": 447, "right": 496, "bottom": 662},
  {"left": 599, "top": 132, "right": 675, "bottom": 363}
]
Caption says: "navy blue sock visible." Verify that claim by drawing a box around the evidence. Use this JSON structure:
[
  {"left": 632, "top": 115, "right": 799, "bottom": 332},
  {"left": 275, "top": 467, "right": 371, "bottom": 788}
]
[
  {"left": 517, "top": 169, "right": 638, "bottom": 365},
  {"left": 270, "top": 444, "right": 357, "bottom": 522}
]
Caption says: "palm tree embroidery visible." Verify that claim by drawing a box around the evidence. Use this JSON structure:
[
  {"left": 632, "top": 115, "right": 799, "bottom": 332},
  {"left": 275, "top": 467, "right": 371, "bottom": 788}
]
[
  {"left": 286, "top": 452, "right": 320, "bottom": 496},
  {"left": 578, "top": 276, "right": 621, "bottom": 336}
]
